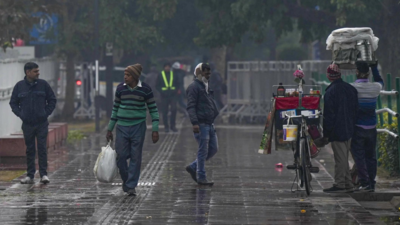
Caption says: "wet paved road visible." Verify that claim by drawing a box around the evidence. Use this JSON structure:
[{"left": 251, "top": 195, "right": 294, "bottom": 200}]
[{"left": 1, "top": 121, "right": 400, "bottom": 224}]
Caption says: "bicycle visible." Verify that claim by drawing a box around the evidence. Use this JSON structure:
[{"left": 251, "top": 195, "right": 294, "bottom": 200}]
[{"left": 285, "top": 112, "right": 321, "bottom": 196}]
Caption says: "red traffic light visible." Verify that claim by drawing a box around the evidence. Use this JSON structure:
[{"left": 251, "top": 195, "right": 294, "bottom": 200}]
[{"left": 76, "top": 80, "right": 82, "bottom": 86}]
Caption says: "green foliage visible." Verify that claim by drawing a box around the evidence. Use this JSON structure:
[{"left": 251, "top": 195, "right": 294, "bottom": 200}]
[
  {"left": 276, "top": 29, "right": 307, "bottom": 60},
  {"left": 330, "top": 0, "right": 367, "bottom": 26},
  {"left": 99, "top": 0, "right": 178, "bottom": 53},
  {"left": 259, "top": 129, "right": 268, "bottom": 150},
  {"left": 277, "top": 45, "right": 307, "bottom": 61},
  {"left": 377, "top": 114, "right": 399, "bottom": 175},
  {"left": 67, "top": 130, "right": 84, "bottom": 144},
  {"left": 0, "top": 0, "right": 55, "bottom": 51}
]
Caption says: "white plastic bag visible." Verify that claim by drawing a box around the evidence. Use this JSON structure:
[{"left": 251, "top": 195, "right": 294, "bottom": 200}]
[{"left": 93, "top": 143, "right": 118, "bottom": 183}]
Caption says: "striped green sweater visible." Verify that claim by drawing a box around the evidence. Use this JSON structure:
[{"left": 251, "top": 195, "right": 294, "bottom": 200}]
[{"left": 107, "top": 81, "right": 159, "bottom": 132}]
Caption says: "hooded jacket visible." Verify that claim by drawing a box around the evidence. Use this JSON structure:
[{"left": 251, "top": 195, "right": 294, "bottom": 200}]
[{"left": 186, "top": 79, "right": 219, "bottom": 125}]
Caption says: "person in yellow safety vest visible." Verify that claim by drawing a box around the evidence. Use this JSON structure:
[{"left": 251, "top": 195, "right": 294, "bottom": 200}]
[{"left": 156, "top": 62, "right": 181, "bottom": 133}]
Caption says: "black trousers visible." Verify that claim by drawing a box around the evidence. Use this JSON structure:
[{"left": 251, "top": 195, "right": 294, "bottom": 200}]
[
  {"left": 22, "top": 121, "right": 49, "bottom": 179},
  {"left": 351, "top": 127, "right": 377, "bottom": 188},
  {"left": 161, "top": 97, "right": 177, "bottom": 130}
]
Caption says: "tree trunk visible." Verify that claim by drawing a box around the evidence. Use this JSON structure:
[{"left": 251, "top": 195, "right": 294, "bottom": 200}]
[
  {"left": 210, "top": 46, "right": 227, "bottom": 79},
  {"left": 377, "top": 0, "right": 400, "bottom": 77},
  {"left": 62, "top": 53, "right": 76, "bottom": 120}
]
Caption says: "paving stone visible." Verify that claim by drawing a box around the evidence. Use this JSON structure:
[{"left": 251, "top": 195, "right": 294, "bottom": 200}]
[{"left": 0, "top": 123, "right": 396, "bottom": 224}]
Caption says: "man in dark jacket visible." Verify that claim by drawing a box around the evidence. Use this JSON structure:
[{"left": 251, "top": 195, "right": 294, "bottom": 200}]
[
  {"left": 185, "top": 63, "right": 219, "bottom": 186},
  {"left": 322, "top": 64, "right": 358, "bottom": 193},
  {"left": 156, "top": 63, "right": 180, "bottom": 133},
  {"left": 9, "top": 62, "right": 57, "bottom": 184}
]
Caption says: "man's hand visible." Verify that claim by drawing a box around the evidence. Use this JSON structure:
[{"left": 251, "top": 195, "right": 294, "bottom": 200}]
[
  {"left": 106, "top": 131, "right": 113, "bottom": 142},
  {"left": 152, "top": 131, "right": 159, "bottom": 144},
  {"left": 314, "top": 137, "right": 329, "bottom": 148},
  {"left": 193, "top": 125, "right": 200, "bottom": 133}
]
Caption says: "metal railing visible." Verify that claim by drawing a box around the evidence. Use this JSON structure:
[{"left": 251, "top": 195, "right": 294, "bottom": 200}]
[{"left": 222, "top": 60, "right": 334, "bottom": 123}]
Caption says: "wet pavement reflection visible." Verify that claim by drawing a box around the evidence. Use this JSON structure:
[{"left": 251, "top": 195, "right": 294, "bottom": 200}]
[{"left": 0, "top": 122, "right": 399, "bottom": 224}]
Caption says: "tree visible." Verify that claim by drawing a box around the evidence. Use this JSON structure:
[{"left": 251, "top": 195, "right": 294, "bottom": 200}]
[
  {"left": 0, "top": 0, "right": 57, "bottom": 51},
  {"left": 194, "top": 0, "right": 400, "bottom": 76},
  {"left": 56, "top": 0, "right": 178, "bottom": 120}
]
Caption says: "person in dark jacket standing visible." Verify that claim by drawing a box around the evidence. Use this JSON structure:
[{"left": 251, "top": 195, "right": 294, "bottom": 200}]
[
  {"left": 9, "top": 62, "right": 57, "bottom": 184},
  {"left": 185, "top": 63, "right": 219, "bottom": 185},
  {"left": 156, "top": 63, "right": 180, "bottom": 133},
  {"left": 322, "top": 64, "right": 358, "bottom": 193}
]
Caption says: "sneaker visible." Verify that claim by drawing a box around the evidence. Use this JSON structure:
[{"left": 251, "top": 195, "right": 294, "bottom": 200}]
[
  {"left": 40, "top": 176, "right": 50, "bottom": 184},
  {"left": 127, "top": 188, "right": 136, "bottom": 196},
  {"left": 323, "top": 186, "right": 346, "bottom": 193},
  {"left": 165, "top": 128, "right": 170, "bottom": 133},
  {"left": 355, "top": 185, "right": 374, "bottom": 193},
  {"left": 185, "top": 166, "right": 197, "bottom": 183},
  {"left": 171, "top": 127, "right": 178, "bottom": 133},
  {"left": 20, "top": 177, "right": 34, "bottom": 184},
  {"left": 197, "top": 179, "right": 214, "bottom": 186}
]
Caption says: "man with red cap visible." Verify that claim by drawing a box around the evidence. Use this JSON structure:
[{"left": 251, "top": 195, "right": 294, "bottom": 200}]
[
  {"left": 322, "top": 64, "right": 358, "bottom": 193},
  {"left": 106, "top": 64, "right": 160, "bottom": 196}
]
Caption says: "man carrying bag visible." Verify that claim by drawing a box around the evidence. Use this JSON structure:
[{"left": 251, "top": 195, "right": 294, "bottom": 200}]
[{"left": 106, "top": 64, "right": 160, "bottom": 196}]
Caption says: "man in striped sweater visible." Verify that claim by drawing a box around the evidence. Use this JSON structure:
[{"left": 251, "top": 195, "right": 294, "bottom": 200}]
[
  {"left": 351, "top": 61, "right": 384, "bottom": 192},
  {"left": 106, "top": 64, "right": 160, "bottom": 196}
]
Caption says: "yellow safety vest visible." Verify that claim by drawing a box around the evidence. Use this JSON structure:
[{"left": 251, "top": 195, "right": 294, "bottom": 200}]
[{"left": 161, "top": 71, "right": 175, "bottom": 91}]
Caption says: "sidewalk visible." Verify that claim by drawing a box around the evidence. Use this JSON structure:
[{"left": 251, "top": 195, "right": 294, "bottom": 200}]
[{"left": 0, "top": 122, "right": 399, "bottom": 224}]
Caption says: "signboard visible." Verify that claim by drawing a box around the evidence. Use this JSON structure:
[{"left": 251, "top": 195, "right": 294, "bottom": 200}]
[{"left": 30, "top": 13, "right": 58, "bottom": 45}]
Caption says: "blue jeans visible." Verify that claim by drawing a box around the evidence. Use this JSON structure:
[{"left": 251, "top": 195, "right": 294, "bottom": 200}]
[
  {"left": 189, "top": 124, "right": 218, "bottom": 180},
  {"left": 351, "top": 126, "right": 377, "bottom": 188},
  {"left": 22, "top": 121, "right": 49, "bottom": 179},
  {"left": 115, "top": 122, "right": 146, "bottom": 189}
]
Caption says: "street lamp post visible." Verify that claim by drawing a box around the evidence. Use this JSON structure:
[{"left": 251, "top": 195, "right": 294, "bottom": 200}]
[{"left": 94, "top": 0, "right": 100, "bottom": 132}]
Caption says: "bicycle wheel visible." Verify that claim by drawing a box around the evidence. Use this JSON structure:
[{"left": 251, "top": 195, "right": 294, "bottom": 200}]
[{"left": 300, "top": 138, "right": 311, "bottom": 196}]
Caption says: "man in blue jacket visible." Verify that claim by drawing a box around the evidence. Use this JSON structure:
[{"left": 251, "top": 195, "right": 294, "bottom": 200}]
[
  {"left": 9, "top": 62, "right": 57, "bottom": 184},
  {"left": 185, "top": 63, "right": 219, "bottom": 185},
  {"left": 322, "top": 64, "right": 358, "bottom": 193}
]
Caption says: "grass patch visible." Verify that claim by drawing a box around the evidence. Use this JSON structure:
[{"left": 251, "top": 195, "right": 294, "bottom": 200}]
[
  {"left": 68, "top": 118, "right": 108, "bottom": 134},
  {"left": 0, "top": 170, "right": 25, "bottom": 181},
  {"left": 67, "top": 118, "right": 108, "bottom": 143},
  {"left": 67, "top": 130, "right": 85, "bottom": 143}
]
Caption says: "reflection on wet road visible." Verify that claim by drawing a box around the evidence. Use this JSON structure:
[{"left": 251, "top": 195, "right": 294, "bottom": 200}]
[{"left": 0, "top": 123, "right": 396, "bottom": 224}]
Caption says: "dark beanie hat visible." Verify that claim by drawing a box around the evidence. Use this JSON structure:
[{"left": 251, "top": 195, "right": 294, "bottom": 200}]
[
  {"left": 125, "top": 64, "right": 142, "bottom": 81},
  {"left": 356, "top": 61, "right": 369, "bottom": 74}
]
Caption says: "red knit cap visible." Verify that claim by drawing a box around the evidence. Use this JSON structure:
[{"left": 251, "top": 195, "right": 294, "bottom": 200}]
[{"left": 326, "top": 64, "right": 341, "bottom": 80}]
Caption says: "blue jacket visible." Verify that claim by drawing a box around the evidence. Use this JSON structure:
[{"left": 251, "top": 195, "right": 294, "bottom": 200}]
[
  {"left": 323, "top": 78, "right": 358, "bottom": 142},
  {"left": 9, "top": 77, "right": 57, "bottom": 125},
  {"left": 186, "top": 79, "right": 219, "bottom": 125}
]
